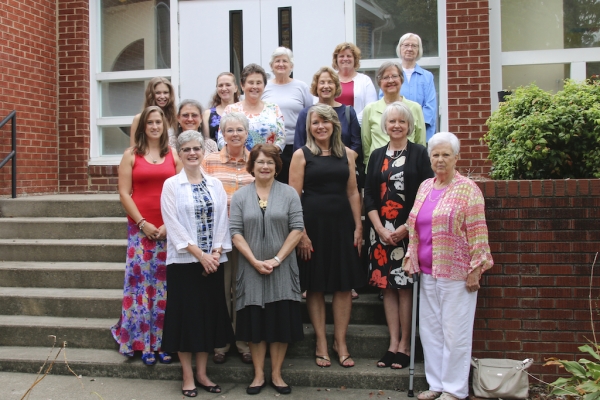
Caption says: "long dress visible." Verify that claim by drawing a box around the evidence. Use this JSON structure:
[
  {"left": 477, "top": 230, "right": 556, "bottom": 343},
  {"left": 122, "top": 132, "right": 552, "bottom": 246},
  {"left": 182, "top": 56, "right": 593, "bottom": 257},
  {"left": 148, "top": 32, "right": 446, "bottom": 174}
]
[
  {"left": 367, "top": 148, "right": 414, "bottom": 289},
  {"left": 111, "top": 150, "right": 176, "bottom": 356},
  {"left": 298, "top": 146, "right": 365, "bottom": 292}
]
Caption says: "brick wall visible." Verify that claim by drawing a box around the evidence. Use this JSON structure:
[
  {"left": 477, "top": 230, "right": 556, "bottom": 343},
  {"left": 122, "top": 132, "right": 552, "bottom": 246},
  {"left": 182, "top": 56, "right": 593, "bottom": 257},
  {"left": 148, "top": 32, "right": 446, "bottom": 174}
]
[
  {"left": 57, "top": 0, "right": 90, "bottom": 193},
  {"left": 446, "top": 0, "right": 492, "bottom": 176},
  {"left": 474, "top": 179, "right": 600, "bottom": 382},
  {"left": 0, "top": 0, "right": 59, "bottom": 196},
  {"left": 89, "top": 165, "right": 118, "bottom": 193}
]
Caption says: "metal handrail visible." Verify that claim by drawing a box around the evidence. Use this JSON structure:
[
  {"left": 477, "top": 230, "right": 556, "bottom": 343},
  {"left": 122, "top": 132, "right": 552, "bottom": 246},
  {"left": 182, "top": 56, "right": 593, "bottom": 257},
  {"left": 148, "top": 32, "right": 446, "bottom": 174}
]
[{"left": 0, "top": 110, "right": 17, "bottom": 198}]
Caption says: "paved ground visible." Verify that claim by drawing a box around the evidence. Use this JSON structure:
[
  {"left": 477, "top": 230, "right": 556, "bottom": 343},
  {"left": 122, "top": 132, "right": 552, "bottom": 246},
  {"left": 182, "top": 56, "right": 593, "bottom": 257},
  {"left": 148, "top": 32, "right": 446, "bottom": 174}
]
[{"left": 1, "top": 371, "right": 415, "bottom": 400}]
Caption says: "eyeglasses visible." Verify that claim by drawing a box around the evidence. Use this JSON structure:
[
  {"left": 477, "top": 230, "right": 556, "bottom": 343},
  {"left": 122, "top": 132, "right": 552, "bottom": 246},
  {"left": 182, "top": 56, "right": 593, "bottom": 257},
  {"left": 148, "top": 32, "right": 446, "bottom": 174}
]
[
  {"left": 225, "top": 128, "right": 246, "bottom": 134},
  {"left": 381, "top": 74, "right": 400, "bottom": 81},
  {"left": 181, "top": 113, "right": 200, "bottom": 119},
  {"left": 256, "top": 160, "right": 275, "bottom": 166},
  {"left": 180, "top": 146, "right": 203, "bottom": 153},
  {"left": 401, "top": 43, "right": 418, "bottom": 49}
]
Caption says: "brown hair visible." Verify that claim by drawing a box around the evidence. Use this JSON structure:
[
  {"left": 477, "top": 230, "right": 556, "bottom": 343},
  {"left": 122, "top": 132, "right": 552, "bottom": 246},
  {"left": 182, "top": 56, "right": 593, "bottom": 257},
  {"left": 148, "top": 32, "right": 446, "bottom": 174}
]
[
  {"left": 376, "top": 61, "right": 405, "bottom": 87},
  {"left": 240, "top": 63, "right": 268, "bottom": 87},
  {"left": 246, "top": 144, "right": 283, "bottom": 176},
  {"left": 208, "top": 72, "right": 240, "bottom": 108},
  {"left": 133, "top": 106, "right": 170, "bottom": 157},
  {"left": 310, "top": 67, "right": 342, "bottom": 98},
  {"left": 332, "top": 42, "right": 361, "bottom": 70},
  {"left": 177, "top": 99, "right": 204, "bottom": 134},
  {"left": 143, "top": 77, "right": 177, "bottom": 130}
]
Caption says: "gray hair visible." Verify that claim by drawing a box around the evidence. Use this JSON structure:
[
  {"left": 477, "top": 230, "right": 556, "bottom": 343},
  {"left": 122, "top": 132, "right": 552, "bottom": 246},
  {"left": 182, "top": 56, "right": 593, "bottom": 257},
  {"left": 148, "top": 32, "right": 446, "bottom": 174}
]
[
  {"left": 219, "top": 112, "right": 249, "bottom": 132},
  {"left": 396, "top": 33, "right": 423, "bottom": 61},
  {"left": 177, "top": 130, "right": 205, "bottom": 153},
  {"left": 177, "top": 99, "right": 203, "bottom": 115},
  {"left": 376, "top": 61, "right": 405, "bottom": 87},
  {"left": 428, "top": 132, "right": 460, "bottom": 156},
  {"left": 270, "top": 47, "right": 294, "bottom": 69},
  {"left": 381, "top": 101, "right": 415, "bottom": 138}
]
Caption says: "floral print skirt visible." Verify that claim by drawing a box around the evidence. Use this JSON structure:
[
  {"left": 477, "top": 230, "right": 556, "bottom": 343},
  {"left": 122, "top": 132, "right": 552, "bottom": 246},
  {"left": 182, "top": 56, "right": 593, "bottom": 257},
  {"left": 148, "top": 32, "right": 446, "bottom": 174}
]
[{"left": 110, "top": 220, "right": 168, "bottom": 356}]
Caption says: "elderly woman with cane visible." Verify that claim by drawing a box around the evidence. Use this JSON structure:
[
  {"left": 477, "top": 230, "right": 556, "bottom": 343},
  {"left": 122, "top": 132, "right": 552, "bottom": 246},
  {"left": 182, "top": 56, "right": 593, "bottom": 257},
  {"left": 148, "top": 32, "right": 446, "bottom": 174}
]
[{"left": 403, "top": 132, "right": 493, "bottom": 400}]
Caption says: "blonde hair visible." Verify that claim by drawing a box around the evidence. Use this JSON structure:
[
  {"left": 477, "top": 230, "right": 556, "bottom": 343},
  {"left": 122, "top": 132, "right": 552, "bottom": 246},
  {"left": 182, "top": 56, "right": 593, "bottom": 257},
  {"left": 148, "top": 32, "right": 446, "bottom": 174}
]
[
  {"left": 305, "top": 104, "right": 345, "bottom": 158},
  {"left": 332, "top": 42, "right": 361, "bottom": 70},
  {"left": 310, "top": 67, "right": 342, "bottom": 98}
]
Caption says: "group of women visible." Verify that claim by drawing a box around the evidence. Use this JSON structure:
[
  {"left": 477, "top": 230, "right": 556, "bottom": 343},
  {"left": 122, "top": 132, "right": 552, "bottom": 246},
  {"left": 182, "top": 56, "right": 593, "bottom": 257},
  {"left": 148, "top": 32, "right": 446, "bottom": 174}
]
[{"left": 111, "top": 33, "right": 493, "bottom": 400}]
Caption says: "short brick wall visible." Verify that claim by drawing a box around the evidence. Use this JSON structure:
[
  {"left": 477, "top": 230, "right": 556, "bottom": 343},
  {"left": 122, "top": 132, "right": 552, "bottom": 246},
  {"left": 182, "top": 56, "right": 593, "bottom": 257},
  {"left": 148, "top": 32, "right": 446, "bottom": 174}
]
[{"left": 474, "top": 179, "right": 600, "bottom": 382}]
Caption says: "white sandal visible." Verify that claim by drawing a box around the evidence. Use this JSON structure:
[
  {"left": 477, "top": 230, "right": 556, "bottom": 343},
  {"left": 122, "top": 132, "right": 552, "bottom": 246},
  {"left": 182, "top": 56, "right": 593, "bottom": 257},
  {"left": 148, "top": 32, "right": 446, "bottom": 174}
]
[{"left": 417, "top": 391, "right": 442, "bottom": 400}]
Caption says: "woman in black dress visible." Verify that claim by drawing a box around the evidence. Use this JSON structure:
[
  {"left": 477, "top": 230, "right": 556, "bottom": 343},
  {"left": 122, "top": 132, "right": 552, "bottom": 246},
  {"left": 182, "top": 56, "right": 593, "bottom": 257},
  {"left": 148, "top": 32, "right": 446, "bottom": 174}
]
[
  {"left": 364, "top": 102, "right": 432, "bottom": 369},
  {"left": 289, "top": 104, "right": 365, "bottom": 368}
]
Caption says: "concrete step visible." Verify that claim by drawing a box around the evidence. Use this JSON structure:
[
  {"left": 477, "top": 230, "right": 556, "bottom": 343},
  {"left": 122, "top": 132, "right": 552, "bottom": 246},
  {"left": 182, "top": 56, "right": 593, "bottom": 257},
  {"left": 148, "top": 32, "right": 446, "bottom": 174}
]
[
  {"left": 0, "top": 194, "right": 124, "bottom": 218},
  {"left": 0, "top": 262, "right": 124, "bottom": 289},
  {"left": 0, "top": 217, "right": 126, "bottom": 240},
  {"left": 0, "top": 287, "right": 122, "bottom": 319},
  {"left": 0, "top": 239, "right": 127, "bottom": 262},
  {"left": 303, "top": 293, "right": 387, "bottom": 325},
  {"left": 0, "top": 315, "right": 416, "bottom": 360},
  {"left": 0, "top": 346, "right": 428, "bottom": 390}
]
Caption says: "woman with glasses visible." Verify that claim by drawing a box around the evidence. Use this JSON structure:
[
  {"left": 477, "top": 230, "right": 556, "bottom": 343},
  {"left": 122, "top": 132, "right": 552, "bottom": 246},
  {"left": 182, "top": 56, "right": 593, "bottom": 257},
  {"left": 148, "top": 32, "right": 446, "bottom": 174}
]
[
  {"left": 177, "top": 99, "right": 218, "bottom": 154},
  {"left": 362, "top": 61, "right": 426, "bottom": 168},
  {"left": 378, "top": 33, "right": 437, "bottom": 142},
  {"left": 161, "top": 131, "right": 234, "bottom": 397}
]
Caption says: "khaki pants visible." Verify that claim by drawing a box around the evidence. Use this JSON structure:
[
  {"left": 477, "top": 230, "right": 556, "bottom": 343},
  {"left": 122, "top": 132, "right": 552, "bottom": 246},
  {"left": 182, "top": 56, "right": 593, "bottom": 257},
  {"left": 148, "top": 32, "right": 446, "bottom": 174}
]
[{"left": 214, "top": 247, "right": 250, "bottom": 354}]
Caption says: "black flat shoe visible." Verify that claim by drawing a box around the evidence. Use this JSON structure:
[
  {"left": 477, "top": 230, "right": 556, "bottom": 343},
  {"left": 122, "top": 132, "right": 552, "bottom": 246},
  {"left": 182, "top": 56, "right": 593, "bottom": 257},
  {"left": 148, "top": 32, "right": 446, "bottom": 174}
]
[
  {"left": 377, "top": 351, "right": 396, "bottom": 368},
  {"left": 246, "top": 381, "right": 266, "bottom": 395},
  {"left": 181, "top": 387, "right": 197, "bottom": 398},
  {"left": 270, "top": 381, "right": 292, "bottom": 395},
  {"left": 194, "top": 379, "right": 221, "bottom": 393}
]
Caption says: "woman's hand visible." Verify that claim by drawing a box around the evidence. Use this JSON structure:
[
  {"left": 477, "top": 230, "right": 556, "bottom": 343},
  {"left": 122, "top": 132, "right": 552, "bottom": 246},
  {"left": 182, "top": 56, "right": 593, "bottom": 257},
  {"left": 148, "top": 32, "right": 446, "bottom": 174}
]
[
  {"left": 155, "top": 225, "right": 167, "bottom": 241},
  {"left": 353, "top": 226, "right": 363, "bottom": 257},
  {"left": 199, "top": 251, "right": 220, "bottom": 275},
  {"left": 265, "top": 258, "right": 280, "bottom": 269},
  {"left": 141, "top": 222, "right": 160, "bottom": 240},
  {"left": 253, "top": 260, "right": 274, "bottom": 275},
  {"left": 376, "top": 225, "right": 397, "bottom": 246},
  {"left": 466, "top": 267, "right": 481, "bottom": 292},
  {"left": 297, "top": 231, "right": 313, "bottom": 261},
  {"left": 402, "top": 256, "right": 412, "bottom": 274},
  {"left": 390, "top": 224, "right": 408, "bottom": 243}
]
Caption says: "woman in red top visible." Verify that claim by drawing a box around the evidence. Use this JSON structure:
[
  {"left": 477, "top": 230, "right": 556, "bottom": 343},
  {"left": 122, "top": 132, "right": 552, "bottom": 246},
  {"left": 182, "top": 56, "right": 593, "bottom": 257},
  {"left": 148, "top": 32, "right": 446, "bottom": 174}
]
[{"left": 111, "top": 106, "right": 182, "bottom": 365}]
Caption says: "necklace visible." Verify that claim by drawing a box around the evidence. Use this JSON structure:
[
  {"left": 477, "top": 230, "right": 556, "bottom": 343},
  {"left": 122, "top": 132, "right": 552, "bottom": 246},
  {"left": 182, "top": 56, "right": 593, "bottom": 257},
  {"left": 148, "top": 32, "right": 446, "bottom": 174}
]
[
  {"left": 257, "top": 195, "right": 268, "bottom": 209},
  {"left": 387, "top": 143, "right": 407, "bottom": 160},
  {"left": 146, "top": 153, "right": 158, "bottom": 164},
  {"left": 428, "top": 188, "right": 445, "bottom": 202},
  {"left": 320, "top": 147, "right": 332, "bottom": 155}
]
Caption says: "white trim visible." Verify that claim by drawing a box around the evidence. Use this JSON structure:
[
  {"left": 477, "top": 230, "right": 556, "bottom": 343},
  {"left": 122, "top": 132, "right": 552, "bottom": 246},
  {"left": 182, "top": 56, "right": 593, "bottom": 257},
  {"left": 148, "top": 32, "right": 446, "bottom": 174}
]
[
  {"left": 97, "top": 116, "right": 135, "bottom": 126},
  {"left": 170, "top": 0, "right": 180, "bottom": 102},
  {"left": 96, "top": 69, "right": 172, "bottom": 82},
  {"left": 437, "top": 0, "right": 448, "bottom": 133},
  {"left": 360, "top": 57, "right": 442, "bottom": 70},
  {"left": 501, "top": 48, "right": 600, "bottom": 66},
  {"left": 489, "top": 0, "right": 502, "bottom": 111},
  {"left": 344, "top": 0, "right": 355, "bottom": 42},
  {"left": 89, "top": 156, "right": 124, "bottom": 166},
  {"left": 570, "top": 62, "right": 587, "bottom": 81},
  {"left": 89, "top": 0, "right": 100, "bottom": 160}
]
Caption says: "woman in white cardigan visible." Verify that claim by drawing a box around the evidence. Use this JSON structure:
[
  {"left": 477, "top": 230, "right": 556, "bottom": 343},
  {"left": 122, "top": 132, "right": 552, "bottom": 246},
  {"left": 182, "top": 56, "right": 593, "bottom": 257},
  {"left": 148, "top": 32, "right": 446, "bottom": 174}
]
[{"left": 161, "top": 130, "right": 234, "bottom": 398}]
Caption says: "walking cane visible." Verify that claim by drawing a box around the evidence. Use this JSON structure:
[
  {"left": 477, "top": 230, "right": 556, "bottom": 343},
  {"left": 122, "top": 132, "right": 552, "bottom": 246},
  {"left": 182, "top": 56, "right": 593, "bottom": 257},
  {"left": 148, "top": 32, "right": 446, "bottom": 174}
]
[{"left": 407, "top": 272, "right": 419, "bottom": 397}]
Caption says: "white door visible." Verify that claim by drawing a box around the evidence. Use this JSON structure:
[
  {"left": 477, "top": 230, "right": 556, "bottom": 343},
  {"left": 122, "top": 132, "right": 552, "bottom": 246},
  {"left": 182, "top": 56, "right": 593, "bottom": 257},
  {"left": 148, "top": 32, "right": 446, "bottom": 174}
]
[{"left": 179, "top": 0, "right": 346, "bottom": 106}]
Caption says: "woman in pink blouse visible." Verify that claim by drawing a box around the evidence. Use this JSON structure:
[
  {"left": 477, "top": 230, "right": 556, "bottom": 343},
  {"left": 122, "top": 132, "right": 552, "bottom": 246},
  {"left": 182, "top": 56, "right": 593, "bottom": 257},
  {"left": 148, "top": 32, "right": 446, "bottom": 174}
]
[{"left": 403, "top": 132, "right": 493, "bottom": 400}]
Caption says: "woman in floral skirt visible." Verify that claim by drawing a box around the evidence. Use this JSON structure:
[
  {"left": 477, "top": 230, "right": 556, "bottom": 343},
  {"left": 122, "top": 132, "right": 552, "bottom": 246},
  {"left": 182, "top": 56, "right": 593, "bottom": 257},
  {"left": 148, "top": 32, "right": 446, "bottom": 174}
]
[{"left": 112, "top": 105, "right": 182, "bottom": 365}]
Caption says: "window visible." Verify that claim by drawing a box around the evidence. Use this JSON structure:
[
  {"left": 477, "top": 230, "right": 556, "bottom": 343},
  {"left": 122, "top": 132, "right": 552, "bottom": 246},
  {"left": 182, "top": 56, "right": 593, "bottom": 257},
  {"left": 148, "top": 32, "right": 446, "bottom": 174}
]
[
  {"left": 229, "top": 10, "right": 243, "bottom": 87},
  {"left": 91, "top": 0, "right": 177, "bottom": 162}
]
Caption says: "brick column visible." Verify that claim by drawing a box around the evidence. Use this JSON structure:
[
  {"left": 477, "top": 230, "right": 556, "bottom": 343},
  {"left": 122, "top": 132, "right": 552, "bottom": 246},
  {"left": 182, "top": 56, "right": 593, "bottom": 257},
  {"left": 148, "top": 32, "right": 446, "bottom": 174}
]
[
  {"left": 57, "top": 0, "right": 90, "bottom": 192},
  {"left": 446, "top": 0, "right": 492, "bottom": 176},
  {"left": 0, "top": 0, "right": 59, "bottom": 196}
]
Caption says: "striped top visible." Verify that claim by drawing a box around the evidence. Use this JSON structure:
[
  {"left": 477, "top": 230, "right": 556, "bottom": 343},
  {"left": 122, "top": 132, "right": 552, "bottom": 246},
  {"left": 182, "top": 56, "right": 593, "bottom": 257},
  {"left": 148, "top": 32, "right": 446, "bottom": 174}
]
[
  {"left": 404, "top": 171, "right": 493, "bottom": 281},
  {"left": 201, "top": 146, "right": 255, "bottom": 211}
]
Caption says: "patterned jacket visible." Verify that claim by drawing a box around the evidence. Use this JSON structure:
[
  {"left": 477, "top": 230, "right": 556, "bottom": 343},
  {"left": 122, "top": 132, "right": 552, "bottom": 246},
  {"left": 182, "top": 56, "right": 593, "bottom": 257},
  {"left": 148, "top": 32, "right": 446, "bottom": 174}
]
[{"left": 404, "top": 171, "right": 493, "bottom": 280}]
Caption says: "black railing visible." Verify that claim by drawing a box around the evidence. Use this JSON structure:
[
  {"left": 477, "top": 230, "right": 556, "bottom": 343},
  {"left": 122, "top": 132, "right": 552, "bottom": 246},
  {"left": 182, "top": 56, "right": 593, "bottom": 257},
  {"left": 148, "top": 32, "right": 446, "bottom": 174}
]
[{"left": 0, "top": 110, "right": 17, "bottom": 198}]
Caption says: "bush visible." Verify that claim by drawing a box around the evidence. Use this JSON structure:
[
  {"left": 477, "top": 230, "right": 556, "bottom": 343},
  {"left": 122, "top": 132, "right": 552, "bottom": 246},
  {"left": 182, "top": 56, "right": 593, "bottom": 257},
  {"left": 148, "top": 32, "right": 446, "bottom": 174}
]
[{"left": 484, "top": 80, "right": 600, "bottom": 179}]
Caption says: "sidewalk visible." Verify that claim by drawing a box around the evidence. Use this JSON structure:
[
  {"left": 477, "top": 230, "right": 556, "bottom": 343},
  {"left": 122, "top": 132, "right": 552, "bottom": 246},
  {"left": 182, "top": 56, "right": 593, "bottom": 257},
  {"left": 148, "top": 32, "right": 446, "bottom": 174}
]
[{"left": 2, "top": 371, "right": 414, "bottom": 400}]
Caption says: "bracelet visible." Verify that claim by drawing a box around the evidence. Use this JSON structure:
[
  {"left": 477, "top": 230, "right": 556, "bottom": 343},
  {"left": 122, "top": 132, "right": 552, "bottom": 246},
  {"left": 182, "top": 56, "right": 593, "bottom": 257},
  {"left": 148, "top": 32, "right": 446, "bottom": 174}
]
[
  {"left": 200, "top": 251, "right": 205, "bottom": 260},
  {"left": 136, "top": 217, "right": 146, "bottom": 226},
  {"left": 403, "top": 223, "right": 409, "bottom": 229},
  {"left": 139, "top": 220, "right": 147, "bottom": 230},
  {"left": 273, "top": 256, "right": 281, "bottom": 265}
]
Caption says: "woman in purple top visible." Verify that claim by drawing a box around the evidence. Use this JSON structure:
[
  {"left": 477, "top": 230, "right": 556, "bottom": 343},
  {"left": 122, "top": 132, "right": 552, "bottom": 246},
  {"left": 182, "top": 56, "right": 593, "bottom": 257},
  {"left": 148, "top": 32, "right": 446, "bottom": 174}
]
[{"left": 363, "top": 102, "right": 432, "bottom": 370}]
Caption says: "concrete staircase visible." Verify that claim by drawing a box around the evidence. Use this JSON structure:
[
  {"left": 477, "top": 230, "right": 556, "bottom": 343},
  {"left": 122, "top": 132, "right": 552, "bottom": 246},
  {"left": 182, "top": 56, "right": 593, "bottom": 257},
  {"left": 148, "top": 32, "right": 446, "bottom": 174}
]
[{"left": 0, "top": 194, "right": 426, "bottom": 390}]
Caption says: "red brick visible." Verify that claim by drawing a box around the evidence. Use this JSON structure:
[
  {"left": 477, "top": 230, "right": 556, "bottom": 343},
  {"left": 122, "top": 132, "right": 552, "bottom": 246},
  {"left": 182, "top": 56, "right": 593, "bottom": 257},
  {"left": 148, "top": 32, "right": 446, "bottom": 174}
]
[
  {"left": 506, "top": 330, "right": 540, "bottom": 341},
  {"left": 522, "top": 320, "right": 557, "bottom": 331}
]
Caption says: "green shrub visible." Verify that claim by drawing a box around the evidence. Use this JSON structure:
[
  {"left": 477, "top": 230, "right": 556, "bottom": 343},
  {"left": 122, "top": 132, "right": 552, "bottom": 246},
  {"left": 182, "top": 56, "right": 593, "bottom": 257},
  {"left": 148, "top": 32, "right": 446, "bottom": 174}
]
[{"left": 484, "top": 80, "right": 600, "bottom": 179}]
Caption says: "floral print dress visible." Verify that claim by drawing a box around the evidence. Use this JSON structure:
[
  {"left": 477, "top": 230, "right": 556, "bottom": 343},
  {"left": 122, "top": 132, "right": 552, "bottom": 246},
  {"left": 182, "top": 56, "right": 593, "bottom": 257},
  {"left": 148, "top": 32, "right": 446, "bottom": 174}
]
[
  {"left": 220, "top": 102, "right": 285, "bottom": 150},
  {"left": 367, "top": 148, "right": 414, "bottom": 289}
]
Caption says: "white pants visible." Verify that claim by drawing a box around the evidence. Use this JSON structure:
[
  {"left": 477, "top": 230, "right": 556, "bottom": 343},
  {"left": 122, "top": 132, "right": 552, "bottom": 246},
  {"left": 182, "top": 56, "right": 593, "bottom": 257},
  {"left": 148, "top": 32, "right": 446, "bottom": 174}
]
[{"left": 419, "top": 274, "right": 477, "bottom": 399}]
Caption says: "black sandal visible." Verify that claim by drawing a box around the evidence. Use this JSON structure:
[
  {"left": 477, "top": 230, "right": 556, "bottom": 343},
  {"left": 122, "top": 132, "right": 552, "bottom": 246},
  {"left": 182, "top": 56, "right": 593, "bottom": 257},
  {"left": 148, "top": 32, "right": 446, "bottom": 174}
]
[
  {"left": 182, "top": 387, "right": 198, "bottom": 397},
  {"left": 377, "top": 351, "right": 396, "bottom": 368},
  {"left": 391, "top": 352, "right": 410, "bottom": 369}
]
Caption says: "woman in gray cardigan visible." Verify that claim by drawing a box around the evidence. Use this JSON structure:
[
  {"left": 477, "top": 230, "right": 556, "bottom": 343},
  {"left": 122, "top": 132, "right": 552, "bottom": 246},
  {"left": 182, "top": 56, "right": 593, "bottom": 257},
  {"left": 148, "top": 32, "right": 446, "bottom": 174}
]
[{"left": 230, "top": 144, "right": 304, "bottom": 395}]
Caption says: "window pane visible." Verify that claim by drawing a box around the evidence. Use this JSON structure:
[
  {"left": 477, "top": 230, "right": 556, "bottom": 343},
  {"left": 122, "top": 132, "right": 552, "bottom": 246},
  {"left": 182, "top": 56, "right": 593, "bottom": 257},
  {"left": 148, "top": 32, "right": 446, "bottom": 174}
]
[
  {"left": 502, "top": 64, "right": 570, "bottom": 93},
  {"left": 587, "top": 62, "right": 600, "bottom": 79},
  {"left": 356, "top": 0, "right": 438, "bottom": 59},
  {"left": 101, "top": 0, "right": 171, "bottom": 72},
  {"left": 101, "top": 127, "right": 130, "bottom": 156},
  {"left": 100, "top": 81, "right": 146, "bottom": 117},
  {"left": 502, "top": 0, "right": 600, "bottom": 51}
]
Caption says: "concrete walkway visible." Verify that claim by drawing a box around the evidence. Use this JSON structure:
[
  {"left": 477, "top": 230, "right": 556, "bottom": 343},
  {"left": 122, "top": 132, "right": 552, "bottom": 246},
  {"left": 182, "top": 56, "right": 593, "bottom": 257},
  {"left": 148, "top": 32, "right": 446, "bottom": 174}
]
[{"left": 2, "top": 371, "right": 414, "bottom": 399}]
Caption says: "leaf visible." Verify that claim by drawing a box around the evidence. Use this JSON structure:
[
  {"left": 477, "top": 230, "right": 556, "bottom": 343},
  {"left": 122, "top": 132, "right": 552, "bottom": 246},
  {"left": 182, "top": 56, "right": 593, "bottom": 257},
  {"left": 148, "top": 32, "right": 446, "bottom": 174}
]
[
  {"left": 579, "top": 381, "right": 600, "bottom": 393},
  {"left": 562, "top": 361, "right": 588, "bottom": 379},
  {"left": 580, "top": 345, "right": 600, "bottom": 361},
  {"left": 584, "top": 392, "right": 600, "bottom": 400}
]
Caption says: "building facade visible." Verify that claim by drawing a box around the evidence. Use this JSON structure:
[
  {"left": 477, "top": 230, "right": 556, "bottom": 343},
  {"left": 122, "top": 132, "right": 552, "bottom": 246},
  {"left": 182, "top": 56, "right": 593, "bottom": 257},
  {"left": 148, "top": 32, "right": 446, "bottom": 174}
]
[{"left": 1, "top": 0, "right": 600, "bottom": 196}]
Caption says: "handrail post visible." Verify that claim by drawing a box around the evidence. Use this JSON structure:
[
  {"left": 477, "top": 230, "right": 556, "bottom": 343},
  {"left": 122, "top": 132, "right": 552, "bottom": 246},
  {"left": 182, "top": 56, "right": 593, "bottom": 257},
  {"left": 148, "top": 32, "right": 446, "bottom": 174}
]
[{"left": 12, "top": 112, "right": 16, "bottom": 198}]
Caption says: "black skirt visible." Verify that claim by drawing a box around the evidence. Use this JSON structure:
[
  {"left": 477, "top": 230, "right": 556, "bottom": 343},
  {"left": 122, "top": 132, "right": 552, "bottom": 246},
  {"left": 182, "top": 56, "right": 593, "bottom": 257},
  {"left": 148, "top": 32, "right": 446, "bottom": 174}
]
[
  {"left": 161, "top": 262, "right": 234, "bottom": 353},
  {"left": 236, "top": 300, "right": 304, "bottom": 344}
]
